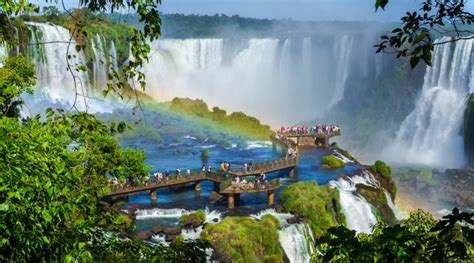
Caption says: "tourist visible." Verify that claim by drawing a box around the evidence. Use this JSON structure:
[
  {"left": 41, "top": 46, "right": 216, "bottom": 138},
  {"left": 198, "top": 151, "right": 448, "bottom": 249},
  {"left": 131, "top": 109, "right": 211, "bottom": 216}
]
[
  {"left": 187, "top": 169, "right": 191, "bottom": 177},
  {"left": 208, "top": 165, "right": 212, "bottom": 173},
  {"left": 243, "top": 162, "right": 248, "bottom": 172}
]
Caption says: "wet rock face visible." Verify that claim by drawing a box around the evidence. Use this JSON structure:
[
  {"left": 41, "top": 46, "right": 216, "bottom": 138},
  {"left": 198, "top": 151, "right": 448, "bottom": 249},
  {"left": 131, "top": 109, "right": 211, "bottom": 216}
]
[
  {"left": 162, "top": 226, "right": 181, "bottom": 236},
  {"left": 356, "top": 184, "right": 396, "bottom": 225},
  {"left": 152, "top": 225, "right": 163, "bottom": 234},
  {"left": 178, "top": 213, "right": 203, "bottom": 228},
  {"left": 136, "top": 230, "right": 152, "bottom": 240},
  {"left": 464, "top": 93, "right": 474, "bottom": 166},
  {"left": 395, "top": 168, "right": 474, "bottom": 209}
]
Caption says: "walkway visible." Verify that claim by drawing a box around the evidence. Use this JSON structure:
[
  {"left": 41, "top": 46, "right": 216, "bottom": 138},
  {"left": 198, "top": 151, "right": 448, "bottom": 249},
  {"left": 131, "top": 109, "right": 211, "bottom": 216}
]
[{"left": 104, "top": 133, "right": 298, "bottom": 208}]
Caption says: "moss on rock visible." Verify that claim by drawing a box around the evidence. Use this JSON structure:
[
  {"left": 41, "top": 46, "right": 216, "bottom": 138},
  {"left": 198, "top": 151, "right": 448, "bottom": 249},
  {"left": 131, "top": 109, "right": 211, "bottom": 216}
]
[
  {"left": 321, "top": 155, "right": 345, "bottom": 169},
  {"left": 201, "top": 215, "right": 283, "bottom": 263},
  {"left": 370, "top": 160, "right": 397, "bottom": 199},
  {"left": 356, "top": 184, "right": 396, "bottom": 225},
  {"left": 280, "top": 181, "right": 345, "bottom": 237}
]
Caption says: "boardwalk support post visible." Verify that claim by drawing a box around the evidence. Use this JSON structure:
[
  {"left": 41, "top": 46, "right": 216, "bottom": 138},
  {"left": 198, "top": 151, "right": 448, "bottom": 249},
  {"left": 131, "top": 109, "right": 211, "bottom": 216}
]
[
  {"left": 289, "top": 167, "right": 295, "bottom": 178},
  {"left": 235, "top": 193, "right": 241, "bottom": 204},
  {"left": 150, "top": 190, "right": 157, "bottom": 204},
  {"left": 213, "top": 182, "right": 220, "bottom": 192},
  {"left": 228, "top": 193, "right": 235, "bottom": 209},
  {"left": 195, "top": 182, "right": 201, "bottom": 192},
  {"left": 267, "top": 190, "right": 274, "bottom": 206}
]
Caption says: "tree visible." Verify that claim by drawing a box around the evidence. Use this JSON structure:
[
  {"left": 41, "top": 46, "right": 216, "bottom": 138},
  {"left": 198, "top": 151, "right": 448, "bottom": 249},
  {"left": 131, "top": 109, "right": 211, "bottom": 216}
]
[
  {"left": 0, "top": 59, "right": 209, "bottom": 261},
  {"left": 0, "top": 55, "right": 35, "bottom": 118},
  {"left": 313, "top": 208, "right": 474, "bottom": 262},
  {"left": 375, "top": 0, "right": 474, "bottom": 68}
]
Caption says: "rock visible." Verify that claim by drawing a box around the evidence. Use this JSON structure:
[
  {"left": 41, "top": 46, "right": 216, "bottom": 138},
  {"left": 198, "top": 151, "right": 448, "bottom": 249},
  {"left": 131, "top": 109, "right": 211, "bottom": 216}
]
[
  {"left": 165, "top": 235, "right": 177, "bottom": 242},
  {"left": 136, "top": 230, "right": 152, "bottom": 240},
  {"left": 286, "top": 216, "right": 303, "bottom": 224},
  {"left": 152, "top": 225, "right": 163, "bottom": 234},
  {"left": 274, "top": 204, "right": 284, "bottom": 213},
  {"left": 212, "top": 218, "right": 219, "bottom": 223},
  {"left": 321, "top": 164, "right": 331, "bottom": 169},
  {"left": 162, "top": 226, "right": 181, "bottom": 235},
  {"left": 210, "top": 191, "right": 223, "bottom": 201},
  {"left": 179, "top": 213, "right": 204, "bottom": 228}
]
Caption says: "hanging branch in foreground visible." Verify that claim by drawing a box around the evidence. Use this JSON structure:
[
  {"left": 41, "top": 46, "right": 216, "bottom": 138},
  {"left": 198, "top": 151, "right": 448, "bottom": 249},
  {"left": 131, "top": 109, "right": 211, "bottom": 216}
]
[{"left": 375, "top": 0, "right": 474, "bottom": 68}]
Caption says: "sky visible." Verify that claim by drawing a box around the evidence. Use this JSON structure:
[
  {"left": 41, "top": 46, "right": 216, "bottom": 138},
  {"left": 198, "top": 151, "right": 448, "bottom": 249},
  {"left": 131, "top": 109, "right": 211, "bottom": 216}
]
[{"left": 43, "top": 0, "right": 474, "bottom": 22}]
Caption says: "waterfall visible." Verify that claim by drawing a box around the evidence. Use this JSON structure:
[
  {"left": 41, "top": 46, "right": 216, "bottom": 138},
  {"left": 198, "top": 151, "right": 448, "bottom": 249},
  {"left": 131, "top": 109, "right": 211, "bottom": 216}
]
[
  {"left": 250, "top": 208, "right": 295, "bottom": 227},
  {"left": 279, "top": 39, "right": 292, "bottom": 77},
  {"left": 135, "top": 208, "right": 190, "bottom": 220},
  {"left": 329, "top": 35, "right": 354, "bottom": 108},
  {"left": 109, "top": 40, "right": 119, "bottom": 71},
  {"left": 329, "top": 172, "right": 378, "bottom": 233},
  {"left": 0, "top": 42, "right": 7, "bottom": 66},
  {"left": 279, "top": 223, "right": 314, "bottom": 263},
  {"left": 25, "top": 22, "right": 93, "bottom": 110},
  {"left": 90, "top": 34, "right": 108, "bottom": 89},
  {"left": 387, "top": 38, "right": 474, "bottom": 167}
]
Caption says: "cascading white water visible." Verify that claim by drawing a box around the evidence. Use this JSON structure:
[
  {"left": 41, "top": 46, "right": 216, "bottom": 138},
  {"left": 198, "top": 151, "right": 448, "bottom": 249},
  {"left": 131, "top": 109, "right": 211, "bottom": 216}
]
[
  {"left": 90, "top": 34, "right": 108, "bottom": 89},
  {"left": 279, "top": 223, "right": 314, "bottom": 263},
  {"left": 386, "top": 38, "right": 474, "bottom": 168},
  {"left": 24, "top": 22, "right": 112, "bottom": 113},
  {"left": 250, "top": 208, "right": 294, "bottom": 227},
  {"left": 109, "top": 40, "right": 119, "bottom": 71},
  {"left": 135, "top": 208, "right": 190, "bottom": 220},
  {"left": 329, "top": 172, "right": 378, "bottom": 233},
  {"left": 279, "top": 39, "right": 292, "bottom": 77},
  {"left": 0, "top": 42, "right": 7, "bottom": 67},
  {"left": 329, "top": 35, "right": 354, "bottom": 108}
]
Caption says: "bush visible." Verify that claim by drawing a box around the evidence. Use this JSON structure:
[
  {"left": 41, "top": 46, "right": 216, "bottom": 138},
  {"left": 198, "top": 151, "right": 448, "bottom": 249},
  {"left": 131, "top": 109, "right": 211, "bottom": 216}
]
[
  {"left": 201, "top": 215, "right": 283, "bottom": 262},
  {"left": 201, "top": 149, "right": 209, "bottom": 158},
  {"left": 321, "top": 155, "right": 345, "bottom": 168},
  {"left": 280, "top": 181, "right": 345, "bottom": 237},
  {"left": 371, "top": 160, "right": 392, "bottom": 179}
]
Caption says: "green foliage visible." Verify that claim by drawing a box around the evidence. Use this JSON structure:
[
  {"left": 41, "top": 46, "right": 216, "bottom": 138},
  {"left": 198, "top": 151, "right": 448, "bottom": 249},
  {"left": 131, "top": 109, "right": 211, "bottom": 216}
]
[
  {"left": 169, "top": 98, "right": 274, "bottom": 140},
  {"left": 416, "top": 170, "right": 437, "bottom": 187},
  {"left": 201, "top": 215, "right": 283, "bottom": 262},
  {"left": 356, "top": 184, "right": 396, "bottom": 225},
  {"left": 371, "top": 160, "right": 392, "bottom": 179},
  {"left": 375, "top": 0, "right": 474, "bottom": 68},
  {"left": 315, "top": 208, "right": 474, "bottom": 262},
  {"left": 180, "top": 209, "right": 206, "bottom": 225},
  {"left": 321, "top": 155, "right": 345, "bottom": 169},
  {"left": 0, "top": 55, "right": 35, "bottom": 117},
  {"left": 280, "top": 181, "right": 345, "bottom": 237},
  {"left": 201, "top": 149, "right": 209, "bottom": 158},
  {"left": 0, "top": 110, "right": 159, "bottom": 261},
  {"left": 371, "top": 160, "right": 397, "bottom": 199}
]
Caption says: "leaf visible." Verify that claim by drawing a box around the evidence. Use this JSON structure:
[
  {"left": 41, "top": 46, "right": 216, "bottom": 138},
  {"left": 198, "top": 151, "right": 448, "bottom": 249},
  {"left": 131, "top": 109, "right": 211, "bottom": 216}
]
[
  {"left": 413, "top": 32, "right": 428, "bottom": 44},
  {"left": 410, "top": 56, "right": 420, "bottom": 68},
  {"left": 0, "top": 203, "right": 9, "bottom": 211},
  {"left": 42, "top": 210, "right": 52, "bottom": 223},
  {"left": 375, "top": 0, "right": 389, "bottom": 10}
]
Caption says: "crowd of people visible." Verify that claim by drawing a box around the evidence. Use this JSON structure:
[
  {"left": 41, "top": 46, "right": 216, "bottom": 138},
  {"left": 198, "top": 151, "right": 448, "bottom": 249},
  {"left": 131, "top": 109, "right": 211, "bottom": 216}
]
[
  {"left": 230, "top": 172, "right": 268, "bottom": 191},
  {"left": 287, "top": 147, "right": 299, "bottom": 157},
  {"left": 277, "top": 124, "right": 340, "bottom": 136}
]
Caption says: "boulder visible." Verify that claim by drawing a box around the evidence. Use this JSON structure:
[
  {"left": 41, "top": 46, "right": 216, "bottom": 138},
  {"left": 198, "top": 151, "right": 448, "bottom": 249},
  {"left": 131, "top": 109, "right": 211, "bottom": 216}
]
[
  {"left": 165, "top": 235, "right": 177, "bottom": 242},
  {"left": 152, "top": 224, "right": 163, "bottom": 234},
  {"left": 136, "top": 230, "right": 152, "bottom": 240},
  {"left": 179, "top": 213, "right": 204, "bottom": 228},
  {"left": 162, "top": 226, "right": 181, "bottom": 235}
]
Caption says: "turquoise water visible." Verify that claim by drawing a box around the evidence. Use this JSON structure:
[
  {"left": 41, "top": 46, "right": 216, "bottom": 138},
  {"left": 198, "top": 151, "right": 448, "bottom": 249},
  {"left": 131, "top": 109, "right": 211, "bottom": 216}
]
[{"left": 121, "top": 136, "right": 361, "bottom": 210}]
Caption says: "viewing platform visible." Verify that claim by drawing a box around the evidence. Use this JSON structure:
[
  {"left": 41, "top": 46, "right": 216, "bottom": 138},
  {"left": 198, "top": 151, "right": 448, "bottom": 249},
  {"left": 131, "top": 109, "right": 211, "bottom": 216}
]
[
  {"left": 275, "top": 130, "right": 341, "bottom": 148},
  {"left": 104, "top": 132, "right": 298, "bottom": 208}
]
